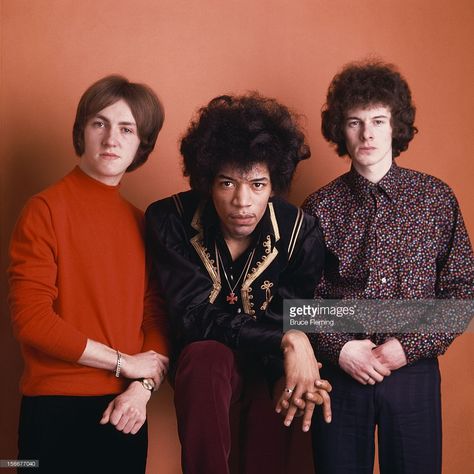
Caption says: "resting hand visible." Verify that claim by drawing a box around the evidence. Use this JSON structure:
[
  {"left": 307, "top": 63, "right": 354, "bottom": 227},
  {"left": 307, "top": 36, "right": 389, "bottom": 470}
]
[
  {"left": 100, "top": 381, "right": 151, "bottom": 434},
  {"left": 275, "top": 330, "right": 332, "bottom": 431},
  {"left": 372, "top": 338, "right": 407, "bottom": 371},
  {"left": 121, "top": 351, "right": 169, "bottom": 386},
  {"left": 274, "top": 377, "right": 304, "bottom": 417},
  {"left": 276, "top": 377, "right": 332, "bottom": 422},
  {"left": 339, "top": 339, "right": 391, "bottom": 385}
]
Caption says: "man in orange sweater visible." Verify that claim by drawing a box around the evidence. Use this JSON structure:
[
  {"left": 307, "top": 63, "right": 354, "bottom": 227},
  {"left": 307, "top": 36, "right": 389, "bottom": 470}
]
[{"left": 8, "top": 76, "right": 168, "bottom": 473}]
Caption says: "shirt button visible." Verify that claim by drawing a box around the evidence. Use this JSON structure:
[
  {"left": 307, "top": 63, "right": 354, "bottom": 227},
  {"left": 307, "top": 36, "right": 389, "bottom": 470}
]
[
  {"left": 381, "top": 277, "right": 387, "bottom": 284},
  {"left": 237, "top": 308, "right": 241, "bottom": 314}
]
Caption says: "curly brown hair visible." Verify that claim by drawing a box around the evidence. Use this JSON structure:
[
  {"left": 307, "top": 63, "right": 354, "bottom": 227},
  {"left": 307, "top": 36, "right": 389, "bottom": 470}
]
[
  {"left": 180, "top": 93, "right": 310, "bottom": 196},
  {"left": 321, "top": 61, "right": 418, "bottom": 158}
]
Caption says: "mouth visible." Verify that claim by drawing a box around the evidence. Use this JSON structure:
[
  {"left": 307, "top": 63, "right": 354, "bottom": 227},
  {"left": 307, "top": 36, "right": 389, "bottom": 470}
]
[
  {"left": 100, "top": 152, "right": 120, "bottom": 160},
  {"left": 229, "top": 214, "right": 256, "bottom": 225},
  {"left": 358, "top": 147, "right": 376, "bottom": 153}
]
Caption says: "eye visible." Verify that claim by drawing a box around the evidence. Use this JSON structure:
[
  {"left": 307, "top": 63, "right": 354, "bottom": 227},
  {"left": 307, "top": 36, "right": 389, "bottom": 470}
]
[
  {"left": 347, "top": 120, "right": 360, "bottom": 128},
  {"left": 374, "top": 120, "right": 385, "bottom": 126},
  {"left": 121, "top": 127, "right": 134, "bottom": 134},
  {"left": 253, "top": 182, "right": 266, "bottom": 190},
  {"left": 92, "top": 120, "right": 105, "bottom": 128},
  {"left": 221, "top": 181, "right": 234, "bottom": 188}
]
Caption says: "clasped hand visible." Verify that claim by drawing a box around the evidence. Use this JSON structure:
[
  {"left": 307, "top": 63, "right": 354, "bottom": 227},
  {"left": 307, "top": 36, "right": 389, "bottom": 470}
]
[
  {"left": 339, "top": 338, "right": 407, "bottom": 385},
  {"left": 102, "top": 350, "right": 169, "bottom": 435},
  {"left": 275, "top": 330, "right": 332, "bottom": 432},
  {"left": 121, "top": 350, "right": 169, "bottom": 388}
]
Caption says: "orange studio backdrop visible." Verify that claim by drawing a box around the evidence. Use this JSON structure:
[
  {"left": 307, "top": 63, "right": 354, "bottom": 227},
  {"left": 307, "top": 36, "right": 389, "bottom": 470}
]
[{"left": 1, "top": 1, "right": 473, "bottom": 473}]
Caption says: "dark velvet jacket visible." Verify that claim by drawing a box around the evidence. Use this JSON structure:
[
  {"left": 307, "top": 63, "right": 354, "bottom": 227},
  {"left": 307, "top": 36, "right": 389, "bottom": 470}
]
[{"left": 145, "top": 190, "right": 325, "bottom": 377}]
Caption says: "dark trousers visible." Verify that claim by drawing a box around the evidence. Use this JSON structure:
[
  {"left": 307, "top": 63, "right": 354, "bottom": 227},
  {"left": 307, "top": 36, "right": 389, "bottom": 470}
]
[
  {"left": 174, "top": 341, "right": 289, "bottom": 474},
  {"left": 18, "top": 394, "right": 148, "bottom": 474},
  {"left": 312, "top": 358, "right": 442, "bottom": 474}
]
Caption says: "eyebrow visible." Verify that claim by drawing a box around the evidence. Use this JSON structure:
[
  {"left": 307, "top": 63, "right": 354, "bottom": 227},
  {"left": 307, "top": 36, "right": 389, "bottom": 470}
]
[
  {"left": 217, "top": 174, "right": 270, "bottom": 182},
  {"left": 93, "top": 114, "right": 137, "bottom": 126},
  {"left": 346, "top": 115, "right": 390, "bottom": 121}
]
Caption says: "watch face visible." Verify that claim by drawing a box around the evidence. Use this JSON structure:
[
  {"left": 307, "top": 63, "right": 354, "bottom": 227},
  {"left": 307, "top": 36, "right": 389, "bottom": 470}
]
[{"left": 141, "top": 379, "right": 154, "bottom": 391}]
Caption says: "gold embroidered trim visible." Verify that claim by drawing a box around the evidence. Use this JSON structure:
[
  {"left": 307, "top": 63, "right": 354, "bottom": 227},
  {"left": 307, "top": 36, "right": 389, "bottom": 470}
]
[
  {"left": 288, "top": 208, "right": 304, "bottom": 262},
  {"left": 263, "top": 235, "right": 272, "bottom": 255},
  {"left": 240, "top": 202, "right": 281, "bottom": 316},
  {"left": 189, "top": 204, "right": 221, "bottom": 303},
  {"left": 260, "top": 280, "right": 274, "bottom": 311},
  {"left": 268, "top": 202, "right": 280, "bottom": 242},
  {"left": 241, "top": 246, "right": 278, "bottom": 316}
]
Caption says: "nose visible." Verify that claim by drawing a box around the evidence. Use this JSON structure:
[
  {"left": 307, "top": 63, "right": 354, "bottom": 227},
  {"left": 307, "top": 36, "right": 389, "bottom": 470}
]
[
  {"left": 102, "top": 126, "right": 119, "bottom": 147},
  {"left": 232, "top": 185, "right": 251, "bottom": 207},
  {"left": 360, "top": 123, "right": 374, "bottom": 141}
]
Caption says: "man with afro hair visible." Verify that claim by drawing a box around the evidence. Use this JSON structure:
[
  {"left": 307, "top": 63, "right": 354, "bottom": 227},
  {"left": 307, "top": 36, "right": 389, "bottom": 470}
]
[{"left": 146, "top": 93, "right": 332, "bottom": 473}]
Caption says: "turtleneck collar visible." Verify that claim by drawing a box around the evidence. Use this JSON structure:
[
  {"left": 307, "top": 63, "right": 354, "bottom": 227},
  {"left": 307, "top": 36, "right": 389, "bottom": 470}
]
[{"left": 70, "top": 166, "right": 122, "bottom": 194}]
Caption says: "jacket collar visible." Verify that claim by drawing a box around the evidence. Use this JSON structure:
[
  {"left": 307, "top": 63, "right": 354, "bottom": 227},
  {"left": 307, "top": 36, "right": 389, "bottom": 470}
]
[{"left": 192, "top": 198, "right": 281, "bottom": 250}]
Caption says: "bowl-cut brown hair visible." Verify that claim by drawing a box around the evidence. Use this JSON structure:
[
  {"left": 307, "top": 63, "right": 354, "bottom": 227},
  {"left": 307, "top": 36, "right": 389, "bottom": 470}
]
[{"left": 73, "top": 75, "right": 164, "bottom": 172}]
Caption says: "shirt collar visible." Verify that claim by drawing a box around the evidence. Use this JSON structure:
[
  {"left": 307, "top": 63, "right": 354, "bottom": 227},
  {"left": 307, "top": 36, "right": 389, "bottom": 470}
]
[{"left": 346, "top": 161, "right": 401, "bottom": 202}]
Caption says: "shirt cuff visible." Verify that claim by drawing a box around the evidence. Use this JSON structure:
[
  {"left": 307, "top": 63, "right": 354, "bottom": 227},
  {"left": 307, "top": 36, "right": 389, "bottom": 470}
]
[
  {"left": 309, "top": 333, "right": 353, "bottom": 366},
  {"left": 396, "top": 333, "right": 453, "bottom": 365}
]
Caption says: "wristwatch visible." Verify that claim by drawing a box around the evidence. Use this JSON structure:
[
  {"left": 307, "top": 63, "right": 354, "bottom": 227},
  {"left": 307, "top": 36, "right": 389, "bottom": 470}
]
[{"left": 140, "top": 378, "right": 155, "bottom": 392}]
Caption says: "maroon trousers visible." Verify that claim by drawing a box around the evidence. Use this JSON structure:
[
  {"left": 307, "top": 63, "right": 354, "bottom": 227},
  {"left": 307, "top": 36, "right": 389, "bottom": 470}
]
[{"left": 174, "top": 341, "right": 289, "bottom": 474}]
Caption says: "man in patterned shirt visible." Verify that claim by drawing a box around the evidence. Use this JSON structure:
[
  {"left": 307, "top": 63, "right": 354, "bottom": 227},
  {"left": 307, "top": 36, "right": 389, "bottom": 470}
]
[{"left": 302, "top": 61, "right": 474, "bottom": 474}]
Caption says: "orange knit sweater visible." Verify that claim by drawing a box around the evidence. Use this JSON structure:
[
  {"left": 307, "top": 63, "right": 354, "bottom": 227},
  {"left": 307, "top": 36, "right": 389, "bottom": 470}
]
[{"left": 8, "top": 166, "right": 168, "bottom": 396}]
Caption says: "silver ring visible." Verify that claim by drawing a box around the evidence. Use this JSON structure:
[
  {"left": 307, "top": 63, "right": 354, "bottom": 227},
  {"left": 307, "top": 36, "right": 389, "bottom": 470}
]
[{"left": 284, "top": 388, "right": 294, "bottom": 394}]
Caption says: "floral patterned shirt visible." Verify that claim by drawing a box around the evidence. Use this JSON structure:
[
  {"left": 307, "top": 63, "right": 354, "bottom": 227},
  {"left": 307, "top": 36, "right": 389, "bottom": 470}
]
[{"left": 302, "top": 162, "right": 474, "bottom": 365}]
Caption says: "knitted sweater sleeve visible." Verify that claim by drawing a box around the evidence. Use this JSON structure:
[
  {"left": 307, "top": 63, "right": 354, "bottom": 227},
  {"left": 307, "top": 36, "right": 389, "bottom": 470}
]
[
  {"left": 141, "top": 265, "right": 170, "bottom": 356},
  {"left": 8, "top": 197, "right": 88, "bottom": 362}
]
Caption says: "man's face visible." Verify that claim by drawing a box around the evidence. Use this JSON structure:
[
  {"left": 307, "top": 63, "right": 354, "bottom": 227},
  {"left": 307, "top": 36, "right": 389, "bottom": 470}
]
[
  {"left": 80, "top": 99, "right": 140, "bottom": 186},
  {"left": 344, "top": 104, "right": 393, "bottom": 175},
  {"left": 211, "top": 162, "right": 272, "bottom": 242}
]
